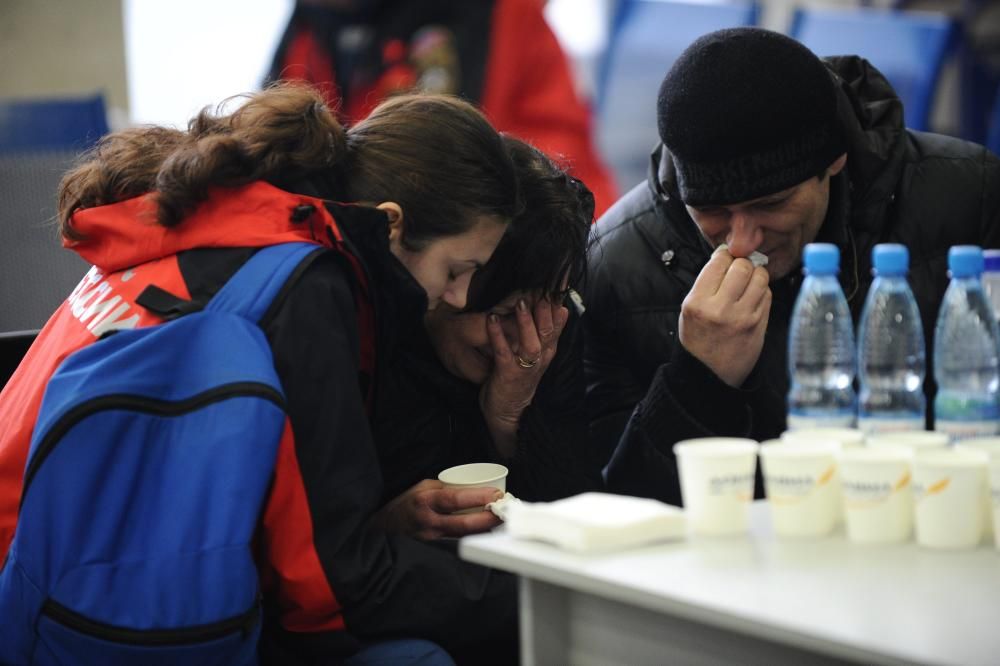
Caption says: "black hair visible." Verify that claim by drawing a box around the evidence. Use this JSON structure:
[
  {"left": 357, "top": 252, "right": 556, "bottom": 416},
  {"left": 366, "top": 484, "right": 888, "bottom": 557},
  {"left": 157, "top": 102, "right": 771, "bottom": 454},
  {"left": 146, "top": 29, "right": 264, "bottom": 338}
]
[{"left": 464, "top": 135, "right": 594, "bottom": 312}]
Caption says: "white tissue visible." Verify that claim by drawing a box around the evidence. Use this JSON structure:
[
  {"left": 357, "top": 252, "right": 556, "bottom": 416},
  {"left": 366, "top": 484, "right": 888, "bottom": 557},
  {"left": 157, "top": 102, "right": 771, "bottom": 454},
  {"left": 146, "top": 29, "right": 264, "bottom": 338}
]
[
  {"left": 715, "top": 243, "right": 768, "bottom": 268},
  {"left": 505, "top": 492, "right": 686, "bottom": 553},
  {"left": 486, "top": 492, "right": 522, "bottom": 521}
]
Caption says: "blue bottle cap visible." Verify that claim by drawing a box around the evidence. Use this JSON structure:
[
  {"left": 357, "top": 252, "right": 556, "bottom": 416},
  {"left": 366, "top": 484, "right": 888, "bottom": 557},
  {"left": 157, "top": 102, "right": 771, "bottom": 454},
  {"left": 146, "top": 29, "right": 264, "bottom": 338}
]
[
  {"left": 984, "top": 249, "right": 1000, "bottom": 273},
  {"left": 803, "top": 243, "right": 839, "bottom": 275},
  {"left": 948, "top": 245, "right": 984, "bottom": 278},
  {"left": 871, "top": 243, "right": 908, "bottom": 276}
]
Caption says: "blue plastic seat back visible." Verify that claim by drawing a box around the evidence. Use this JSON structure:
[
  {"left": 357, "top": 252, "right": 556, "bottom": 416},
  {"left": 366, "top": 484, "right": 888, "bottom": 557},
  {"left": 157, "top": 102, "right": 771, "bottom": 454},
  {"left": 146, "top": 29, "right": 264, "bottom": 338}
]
[
  {"left": 790, "top": 8, "right": 958, "bottom": 131},
  {"left": 596, "top": 0, "right": 759, "bottom": 195},
  {"left": 0, "top": 94, "right": 109, "bottom": 155},
  {"left": 0, "top": 95, "right": 109, "bottom": 335},
  {"left": 986, "top": 85, "right": 1000, "bottom": 156}
]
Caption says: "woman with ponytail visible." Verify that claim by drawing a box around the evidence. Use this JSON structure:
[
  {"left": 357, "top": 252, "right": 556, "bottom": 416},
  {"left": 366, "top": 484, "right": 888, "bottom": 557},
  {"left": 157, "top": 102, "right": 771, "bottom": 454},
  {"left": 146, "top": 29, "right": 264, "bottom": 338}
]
[{"left": 0, "top": 84, "right": 521, "bottom": 665}]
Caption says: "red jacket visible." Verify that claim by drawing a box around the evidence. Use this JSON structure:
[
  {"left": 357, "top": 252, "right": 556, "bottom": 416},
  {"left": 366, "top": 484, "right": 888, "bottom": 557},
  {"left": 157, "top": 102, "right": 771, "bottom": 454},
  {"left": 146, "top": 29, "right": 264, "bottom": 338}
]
[
  {"left": 0, "top": 182, "right": 515, "bottom": 663},
  {"left": 273, "top": 0, "right": 617, "bottom": 216},
  {"left": 0, "top": 183, "right": 330, "bottom": 562}
]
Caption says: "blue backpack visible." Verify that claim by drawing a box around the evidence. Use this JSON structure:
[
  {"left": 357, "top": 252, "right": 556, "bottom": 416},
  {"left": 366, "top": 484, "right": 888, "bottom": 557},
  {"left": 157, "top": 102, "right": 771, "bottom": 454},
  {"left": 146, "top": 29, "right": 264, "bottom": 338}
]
[{"left": 0, "top": 242, "right": 323, "bottom": 666}]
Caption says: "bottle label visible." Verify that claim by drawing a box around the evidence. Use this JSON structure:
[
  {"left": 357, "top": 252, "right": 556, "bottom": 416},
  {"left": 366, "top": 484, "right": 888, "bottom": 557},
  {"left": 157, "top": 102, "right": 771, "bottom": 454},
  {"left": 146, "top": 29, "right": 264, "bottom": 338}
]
[
  {"left": 934, "top": 420, "right": 1000, "bottom": 440},
  {"left": 857, "top": 416, "right": 924, "bottom": 435},
  {"left": 934, "top": 394, "right": 1000, "bottom": 440},
  {"left": 787, "top": 413, "right": 856, "bottom": 430}
]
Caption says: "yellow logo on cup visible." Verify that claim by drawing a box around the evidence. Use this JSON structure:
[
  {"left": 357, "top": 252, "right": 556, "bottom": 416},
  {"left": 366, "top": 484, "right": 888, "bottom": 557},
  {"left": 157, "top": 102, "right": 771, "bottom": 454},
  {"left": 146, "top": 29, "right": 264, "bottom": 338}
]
[
  {"left": 893, "top": 471, "right": 911, "bottom": 491},
  {"left": 817, "top": 465, "right": 835, "bottom": 486},
  {"left": 914, "top": 476, "right": 950, "bottom": 503},
  {"left": 925, "top": 477, "right": 950, "bottom": 495}
]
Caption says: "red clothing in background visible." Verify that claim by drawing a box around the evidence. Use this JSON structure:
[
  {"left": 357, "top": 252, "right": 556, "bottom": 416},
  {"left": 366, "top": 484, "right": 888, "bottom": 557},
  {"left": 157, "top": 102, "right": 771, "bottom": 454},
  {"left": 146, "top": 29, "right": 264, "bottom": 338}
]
[{"left": 272, "top": 0, "right": 616, "bottom": 216}]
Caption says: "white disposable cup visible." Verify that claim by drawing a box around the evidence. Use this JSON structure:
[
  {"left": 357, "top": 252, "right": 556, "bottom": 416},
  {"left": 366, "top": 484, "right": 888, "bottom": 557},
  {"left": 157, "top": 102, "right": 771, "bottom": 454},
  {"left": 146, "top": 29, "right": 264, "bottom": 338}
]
[
  {"left": 867, "top": 431, "right": 950, "bottom": 453},
  {"left": 955, "top": 438, "right": 1000, "bottom": 540},
  {"left": 839, "top": 447, "right": 914, "bottom": 544},
  {"left": 782, "top": 427, "right": 866, "bottom": 449},
  {"left": 990, "top": 459, "right": 1000, "bottom": 550},
  {"left": 673, "top": 438, "right": 759, "bottom": 536},
  {"left": 760, "top": 440, "right": 839, "bottom": 538},
  {"left": 781, "top": 431, "right": 849, "bottom": 524},
  {"left": 438, "top": 463, "right": 508, "bottom": 514},
  {"left": 912, "top": 448, "right": 989, "bottom": 549}
]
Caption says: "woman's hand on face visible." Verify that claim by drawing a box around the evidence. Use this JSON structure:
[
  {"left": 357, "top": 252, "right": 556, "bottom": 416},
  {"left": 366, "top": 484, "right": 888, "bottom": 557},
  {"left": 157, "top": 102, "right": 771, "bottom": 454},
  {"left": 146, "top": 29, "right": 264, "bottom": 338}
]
[
  {"left": 370, "top": 479, "right": 503, "bottom": 540},
  {"left": 479, "top": 297, "right": 570, "bottom": 457}
]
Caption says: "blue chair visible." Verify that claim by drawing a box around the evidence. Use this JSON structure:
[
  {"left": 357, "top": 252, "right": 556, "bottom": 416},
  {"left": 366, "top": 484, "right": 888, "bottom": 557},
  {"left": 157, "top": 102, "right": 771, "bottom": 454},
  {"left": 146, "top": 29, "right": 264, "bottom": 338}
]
[
  {"left": 595, "top": 0, "right": 759, "bottom": 194},
  {"left": 790, "top": 7, "right": 958, "bottom": 132},
  {"left": 0, "top": 94, "right": 109, "bottom": 154},
  {"left": 0, "top": 94, "right": 108, "bottom": 385},
  {"left": 986, "top": 84, "right": 1000, "bottom": 156}
]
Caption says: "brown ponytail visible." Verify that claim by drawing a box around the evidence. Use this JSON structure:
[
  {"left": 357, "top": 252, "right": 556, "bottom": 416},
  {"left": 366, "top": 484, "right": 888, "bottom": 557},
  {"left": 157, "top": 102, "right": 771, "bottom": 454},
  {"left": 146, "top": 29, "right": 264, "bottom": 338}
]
[
  {"left": 58, "top": 83, "right": 346, "bottom": 237},
  {"left": 58, "top": 85, "right": 519, "bottom": 248}
]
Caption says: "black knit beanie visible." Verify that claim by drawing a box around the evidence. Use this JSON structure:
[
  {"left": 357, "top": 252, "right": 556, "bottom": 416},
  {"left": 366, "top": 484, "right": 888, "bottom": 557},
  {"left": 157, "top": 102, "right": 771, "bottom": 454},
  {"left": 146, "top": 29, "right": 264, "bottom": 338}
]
[{"left": 657, "top": 27, "right": 847, "bottom": 206}]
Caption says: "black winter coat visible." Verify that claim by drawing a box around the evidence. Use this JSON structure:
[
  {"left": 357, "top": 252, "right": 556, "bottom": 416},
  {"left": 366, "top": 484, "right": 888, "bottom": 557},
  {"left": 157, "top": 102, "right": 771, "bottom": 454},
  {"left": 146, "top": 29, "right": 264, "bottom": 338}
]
[
  {"left": 587, "top": 57, "right": 1000, "bottom": 504},
  {"left": 374, "top": 311, "right": 602, "bottom": 505}
]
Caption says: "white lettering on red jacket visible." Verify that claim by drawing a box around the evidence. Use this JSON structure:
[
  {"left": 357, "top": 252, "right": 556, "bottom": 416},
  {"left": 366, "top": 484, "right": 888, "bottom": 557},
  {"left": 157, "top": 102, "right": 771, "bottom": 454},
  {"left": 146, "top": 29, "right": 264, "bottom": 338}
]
[{"left": 67, "top": 267, "right": 140, "bottom": 337}]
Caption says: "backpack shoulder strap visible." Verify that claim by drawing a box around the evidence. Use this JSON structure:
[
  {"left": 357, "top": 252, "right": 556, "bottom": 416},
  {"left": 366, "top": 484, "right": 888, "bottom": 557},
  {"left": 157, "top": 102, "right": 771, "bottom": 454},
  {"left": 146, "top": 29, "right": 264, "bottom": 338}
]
[{"left": 206, "top": 242, "right": 323, "bottom": 322}]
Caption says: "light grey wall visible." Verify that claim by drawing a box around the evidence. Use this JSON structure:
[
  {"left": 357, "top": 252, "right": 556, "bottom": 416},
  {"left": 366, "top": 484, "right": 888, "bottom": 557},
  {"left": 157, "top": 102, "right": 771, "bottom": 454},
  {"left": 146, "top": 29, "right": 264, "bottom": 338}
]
[{"left": 0, "top": 0, "right": 128, "bottom": 118}]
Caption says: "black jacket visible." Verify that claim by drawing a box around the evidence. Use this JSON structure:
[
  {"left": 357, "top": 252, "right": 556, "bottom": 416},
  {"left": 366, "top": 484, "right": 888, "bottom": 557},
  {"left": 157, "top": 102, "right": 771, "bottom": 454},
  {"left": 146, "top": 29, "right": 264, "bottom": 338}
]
[
  {"left": 587, "top": 57, "right": 1000, "bottom": 504},
  {"left": 170, "top": 201, "right": 517, "bottom": 664},
  {"left": 368, "top": 307, "right": 600, "bottom": 666},
  {"left": 374, "top": 310, "right": 602, "bottom": 504}
]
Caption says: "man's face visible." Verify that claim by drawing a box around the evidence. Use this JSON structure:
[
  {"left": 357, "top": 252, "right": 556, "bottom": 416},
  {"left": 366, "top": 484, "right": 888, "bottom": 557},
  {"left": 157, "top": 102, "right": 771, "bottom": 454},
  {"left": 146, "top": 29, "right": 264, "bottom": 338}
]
[{"left": 685, "top": 155, "right": 846, "bottom": 281}]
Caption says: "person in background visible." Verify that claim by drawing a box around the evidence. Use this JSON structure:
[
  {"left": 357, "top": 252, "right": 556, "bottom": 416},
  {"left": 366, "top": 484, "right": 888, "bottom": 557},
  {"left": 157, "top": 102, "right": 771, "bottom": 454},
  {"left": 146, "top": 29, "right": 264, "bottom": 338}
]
[
  {"left": 372, "top": 136, "right": 601, "bottom": 548},
  {"left": 267, "top": 0, "right": 618, "bottom": 216},
  {"left": 0, "top": 85, "right": 524, "bottom": 664},
  {"left": 585, "top": 27, "right": 1000, "bottom": 504}
]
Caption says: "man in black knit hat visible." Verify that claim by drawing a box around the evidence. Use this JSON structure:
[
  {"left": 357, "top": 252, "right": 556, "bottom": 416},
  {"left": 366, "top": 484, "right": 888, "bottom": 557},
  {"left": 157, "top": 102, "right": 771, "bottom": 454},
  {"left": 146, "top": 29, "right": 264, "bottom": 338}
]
[{"left": 586, "top": 27, "right": 1000, "bottom": 503}]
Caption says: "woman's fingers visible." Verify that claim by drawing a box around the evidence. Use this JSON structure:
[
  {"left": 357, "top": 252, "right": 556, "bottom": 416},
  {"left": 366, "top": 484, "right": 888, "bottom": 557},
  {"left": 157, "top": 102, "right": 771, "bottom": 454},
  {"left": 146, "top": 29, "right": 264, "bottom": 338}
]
[
  {"left": 486, "top": 313, "right": 512, "bottom": 363},
  {"left": 534, "top": 297, "right": 555, "bottom": 342},
  {"left": 515, "top": 299, "right": 542, "bottom": 362}
]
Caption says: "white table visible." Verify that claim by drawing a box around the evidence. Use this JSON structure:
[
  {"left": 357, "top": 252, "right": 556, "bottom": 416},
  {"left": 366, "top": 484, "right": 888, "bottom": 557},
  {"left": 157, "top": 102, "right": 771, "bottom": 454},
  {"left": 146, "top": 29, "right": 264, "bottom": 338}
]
[{"left": 459, "top": 502, "right": 1000, "bottom": 666}]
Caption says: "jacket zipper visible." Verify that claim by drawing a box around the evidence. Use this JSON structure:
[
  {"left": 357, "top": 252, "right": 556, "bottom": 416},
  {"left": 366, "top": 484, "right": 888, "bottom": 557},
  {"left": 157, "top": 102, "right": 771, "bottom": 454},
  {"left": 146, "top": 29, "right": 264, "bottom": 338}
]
[
  {"left": 41, "top": 597, "right": 260, "bottom": 646},
  {"left": 20, "top": 382, "right": 284, "bottom": 509}
]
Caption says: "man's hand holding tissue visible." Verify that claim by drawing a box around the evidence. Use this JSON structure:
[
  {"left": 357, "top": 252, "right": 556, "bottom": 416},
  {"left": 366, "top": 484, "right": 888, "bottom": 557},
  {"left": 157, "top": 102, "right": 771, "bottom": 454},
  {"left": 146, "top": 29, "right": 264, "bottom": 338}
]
[
  {"left": 371, "top": 479, "right": 503, "bottom": 540},
  {"left": 679, "top": 246, "right": 771, "bottom": 388}
]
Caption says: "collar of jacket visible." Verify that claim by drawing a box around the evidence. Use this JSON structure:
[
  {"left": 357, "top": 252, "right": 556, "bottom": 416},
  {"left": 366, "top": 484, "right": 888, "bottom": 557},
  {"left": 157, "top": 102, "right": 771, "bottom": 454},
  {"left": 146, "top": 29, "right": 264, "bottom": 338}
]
[
  {"left": 825, "top": 55, "right": 907, "bottom": 233},
  {"left": 66, "top": 181, "right": 344, "bottom": 273},
  {"left": 324, "top": 200, "right": 430, "bottom": 347}
]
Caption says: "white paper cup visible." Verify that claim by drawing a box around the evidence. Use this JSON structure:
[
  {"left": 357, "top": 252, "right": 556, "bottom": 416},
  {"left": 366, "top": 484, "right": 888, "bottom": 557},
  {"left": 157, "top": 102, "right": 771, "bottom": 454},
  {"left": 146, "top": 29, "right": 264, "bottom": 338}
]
[
  {"left": 912, "top": 448, "right": 989, "bottom": 549},
  {"left": 781, "top": 431, "right": 850, "bottom": 525},
  {"left": 839, "top": 447, "right": 914, "bottom": 544},
  {"left": 867, "top": 431, "right": 950, "bottom": 453},
  {"left": 989, "top": 458, "right": 1000, "bottom": 551},
  {"left": 760, "top": 440, "right": 839, "bottom": 538},
  {"left": 673, "top": 438, "right": 759, "bottom": 536},
  {"left": 955, "top": 438, "right": 1000, "bottom": 541},
  {"left": 782, "top": 427, "right": 866, "bottom": 449},
  {"left": 438, "top": 463, "right": 508, "bottom": 514}
]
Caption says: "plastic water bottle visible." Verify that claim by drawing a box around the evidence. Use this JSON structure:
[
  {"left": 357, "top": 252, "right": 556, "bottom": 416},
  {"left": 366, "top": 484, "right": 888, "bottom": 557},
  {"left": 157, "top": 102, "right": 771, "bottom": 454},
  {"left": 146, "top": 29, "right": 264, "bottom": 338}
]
[
  {"left": 787, "top": 243, "right": 856, "bottom": 429},
  {"left": 982, "top": 249, "right": 1000, "bottom": 325},
  {"left": 933, "top": 246, "right": 1000, "bottom": 440},
  {"left": 856, "top": 244, "right": 925, "bottom": 433}
]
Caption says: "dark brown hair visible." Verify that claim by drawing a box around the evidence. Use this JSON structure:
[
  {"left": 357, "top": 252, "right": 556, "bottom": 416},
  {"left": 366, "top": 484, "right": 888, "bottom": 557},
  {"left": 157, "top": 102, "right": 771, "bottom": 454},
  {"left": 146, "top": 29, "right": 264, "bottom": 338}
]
[
  {"left": 58, "top": 84, "right": 519, "bottom": 245},
  {"left": 465, "top": 135, "right": 593, "bottom": 312}
]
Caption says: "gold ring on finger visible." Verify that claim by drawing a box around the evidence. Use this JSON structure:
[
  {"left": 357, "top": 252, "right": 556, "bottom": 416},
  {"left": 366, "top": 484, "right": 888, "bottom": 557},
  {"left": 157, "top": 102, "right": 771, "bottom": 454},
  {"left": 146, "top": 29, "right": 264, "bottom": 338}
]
[{"left": 515, "top": 353, "right": 539, "bottom": 369}]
